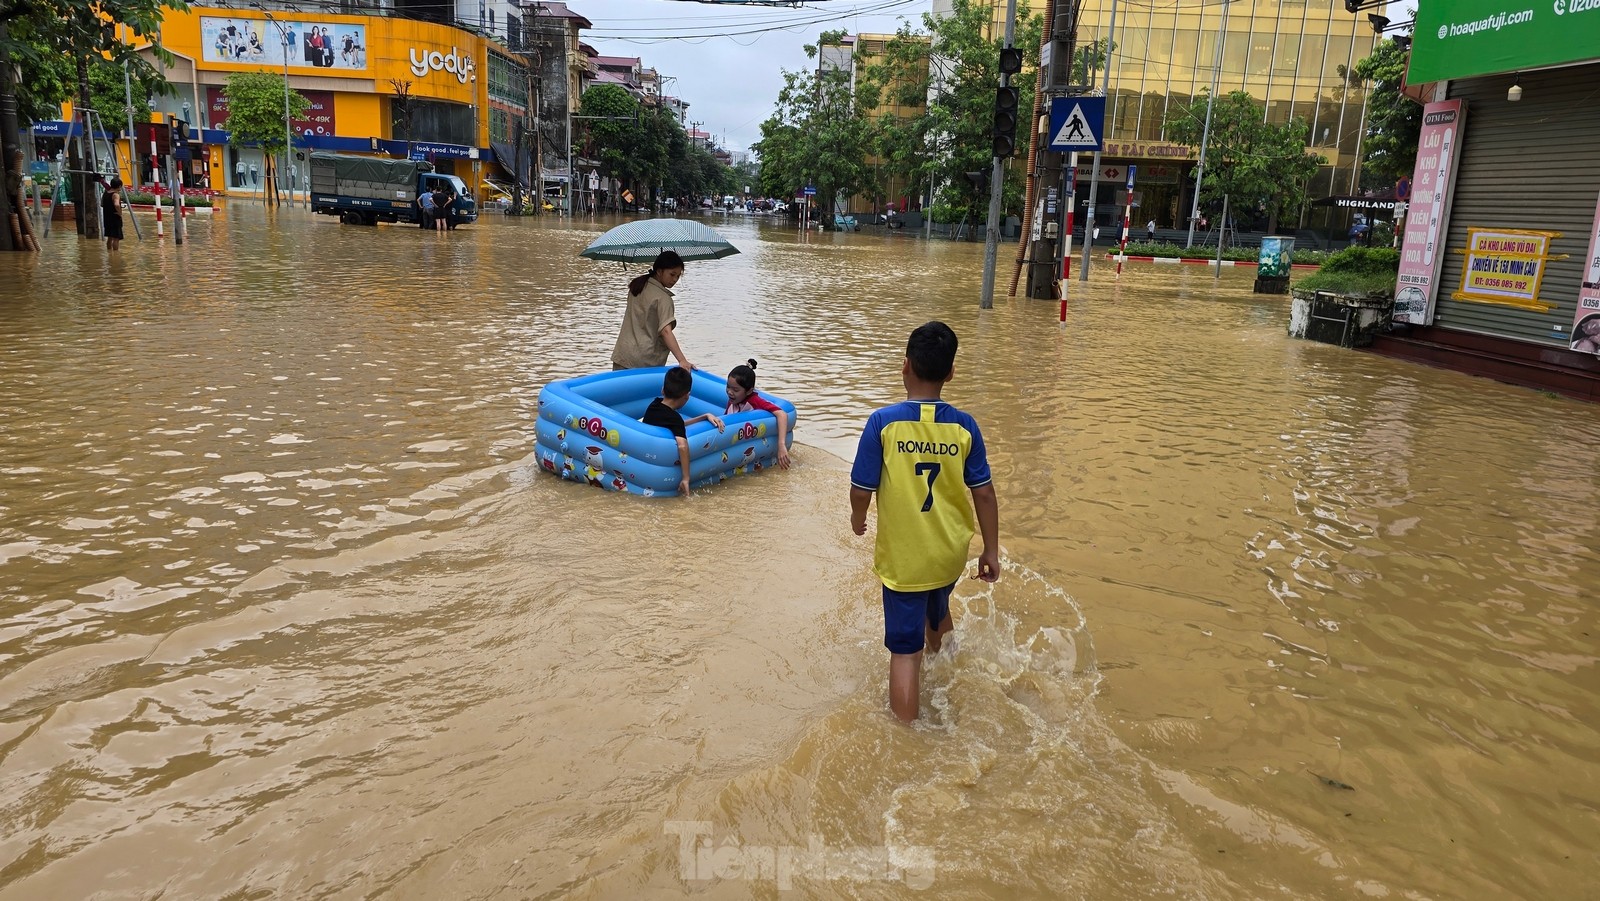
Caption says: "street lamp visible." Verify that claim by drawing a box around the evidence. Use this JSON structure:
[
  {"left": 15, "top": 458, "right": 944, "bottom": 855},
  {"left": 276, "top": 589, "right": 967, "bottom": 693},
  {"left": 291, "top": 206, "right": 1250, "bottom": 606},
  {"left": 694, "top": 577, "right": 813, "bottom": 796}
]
[
  {"left": 470, "top": 72, "right": 480, "bottom": 205},
  {"left": 252, "top": 3, "right": 295, "bottom": 208},
  {"left": 1186, "top": 0, "right": 1231, "bottom": 248}
]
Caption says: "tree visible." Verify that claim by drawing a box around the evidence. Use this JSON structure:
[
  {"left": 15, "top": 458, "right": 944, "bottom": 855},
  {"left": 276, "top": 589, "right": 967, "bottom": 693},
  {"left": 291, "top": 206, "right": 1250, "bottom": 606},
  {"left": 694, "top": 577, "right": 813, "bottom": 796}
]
[
  {"left": 752, "top": 29, "right": 875, "bottom": 221},
  {"left": 223, "top": 71, "right": 310, "bottom": 206},
  {"left": 577, "top": 85, "right": 723, "bottom": 210},
  {"left": 1165, "top": 90, "right": 1325, "bottom": 236},
  {"left": 850, "top": 0, "right": 1043, "bottom": 226},
  {"left": 1344, "top": 39, "right": 1422, "bottom": 191},
  {"left": 1, "top": 0, "right": 182, "bottom": 247}
]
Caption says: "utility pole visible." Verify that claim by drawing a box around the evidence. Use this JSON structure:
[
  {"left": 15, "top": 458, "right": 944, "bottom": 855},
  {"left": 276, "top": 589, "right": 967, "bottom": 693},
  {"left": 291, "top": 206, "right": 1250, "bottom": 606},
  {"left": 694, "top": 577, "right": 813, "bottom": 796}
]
[
  {"left": 1186, "top": 0, "right": 1230, "bottom": 247},
  {"left": 1078, "top": 0, "right": 1120, "bottom": 282},
  {"left": 979, "top": 0, "right": 1019, "bottom": 309}
]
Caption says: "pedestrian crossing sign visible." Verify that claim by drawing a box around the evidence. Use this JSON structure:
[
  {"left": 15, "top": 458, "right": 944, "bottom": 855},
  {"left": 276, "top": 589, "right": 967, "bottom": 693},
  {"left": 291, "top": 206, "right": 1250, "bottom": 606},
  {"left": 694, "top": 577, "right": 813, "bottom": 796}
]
[{"left": 1048, "top": 96, "right": 1105, "bottom": 151}]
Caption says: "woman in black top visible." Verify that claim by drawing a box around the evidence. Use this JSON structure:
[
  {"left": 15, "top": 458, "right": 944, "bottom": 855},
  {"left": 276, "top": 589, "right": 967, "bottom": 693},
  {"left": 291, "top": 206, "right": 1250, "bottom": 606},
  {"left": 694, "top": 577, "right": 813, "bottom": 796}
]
[{"left": 101, "top": 178, "right": 124, "bottom": 251}]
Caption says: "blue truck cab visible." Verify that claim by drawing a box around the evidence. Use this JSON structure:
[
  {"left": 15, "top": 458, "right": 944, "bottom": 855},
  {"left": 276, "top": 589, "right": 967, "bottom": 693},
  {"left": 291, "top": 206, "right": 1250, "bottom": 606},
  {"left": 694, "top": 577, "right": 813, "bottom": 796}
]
[{"left": 309, "top": 152, "right": 478, "bottom": 227}]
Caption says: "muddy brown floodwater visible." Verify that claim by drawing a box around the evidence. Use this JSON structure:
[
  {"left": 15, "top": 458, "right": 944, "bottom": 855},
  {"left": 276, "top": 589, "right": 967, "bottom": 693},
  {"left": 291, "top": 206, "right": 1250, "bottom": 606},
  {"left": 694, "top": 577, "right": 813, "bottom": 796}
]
[{"left": 1, "top": 206, "right": 1596, "bottom": 899}]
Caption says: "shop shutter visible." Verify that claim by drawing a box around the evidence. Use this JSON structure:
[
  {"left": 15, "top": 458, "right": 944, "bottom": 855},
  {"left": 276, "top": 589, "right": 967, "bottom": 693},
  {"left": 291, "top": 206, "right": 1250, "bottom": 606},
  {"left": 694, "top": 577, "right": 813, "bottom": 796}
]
[{"left": 1435, "top": 66, "right": 1600, "bottom": 347}]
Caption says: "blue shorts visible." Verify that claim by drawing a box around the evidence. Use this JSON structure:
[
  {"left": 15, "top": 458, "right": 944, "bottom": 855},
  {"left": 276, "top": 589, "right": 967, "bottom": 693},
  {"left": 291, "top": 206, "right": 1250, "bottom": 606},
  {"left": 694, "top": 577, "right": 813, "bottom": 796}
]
[{"left": 882, "top": 582, "right": 955, "bottom": 654}]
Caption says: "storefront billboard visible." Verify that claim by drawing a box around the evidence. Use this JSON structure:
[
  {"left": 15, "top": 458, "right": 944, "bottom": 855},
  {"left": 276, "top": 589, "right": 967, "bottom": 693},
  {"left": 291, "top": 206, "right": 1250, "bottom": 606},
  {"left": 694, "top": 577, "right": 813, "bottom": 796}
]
[
  {"left": 201, "top": 16, "right": 367, "bottom": 71},
  {"left": 1452, "top": 229, "right": 1560, "bottom": 311},
  {"left": 207, "top": 87, "right": 337, "bottom": 139},
  {"left": 1408, "top": 0, "right": 1600, "bottom": 83},
  {"left": 1572, "top": 192, "right": 1600, "bottom": 355},
  {"left": 1394, "top": 100, "right": 1467, "bottom": 325}
]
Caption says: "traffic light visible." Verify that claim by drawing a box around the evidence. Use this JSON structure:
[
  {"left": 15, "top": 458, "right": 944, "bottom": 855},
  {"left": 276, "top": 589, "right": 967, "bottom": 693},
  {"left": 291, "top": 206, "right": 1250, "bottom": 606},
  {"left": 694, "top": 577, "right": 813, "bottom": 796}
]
[
  {"left": 992, "top": 86, "right": 1019, "bottom": 158},
  {"left": 998, "top": 47, "right": 1023, "bottom": 76},
  {"left": 171, "top": 118, "right": 190, "bottom": 158}
]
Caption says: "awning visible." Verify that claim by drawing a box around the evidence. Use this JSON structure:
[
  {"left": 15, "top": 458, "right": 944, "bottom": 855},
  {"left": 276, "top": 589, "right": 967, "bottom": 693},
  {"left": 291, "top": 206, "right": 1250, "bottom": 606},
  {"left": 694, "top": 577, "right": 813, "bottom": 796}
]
[{"left": 490, "top": 139, "right": 528, "bottom": 190}]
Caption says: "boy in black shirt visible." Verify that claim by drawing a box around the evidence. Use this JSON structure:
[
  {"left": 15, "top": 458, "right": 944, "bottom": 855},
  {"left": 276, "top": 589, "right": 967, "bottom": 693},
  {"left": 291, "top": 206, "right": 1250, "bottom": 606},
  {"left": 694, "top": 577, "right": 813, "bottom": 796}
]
[{"left": 641, "top": 366, "right": 724, "bottom": 496}]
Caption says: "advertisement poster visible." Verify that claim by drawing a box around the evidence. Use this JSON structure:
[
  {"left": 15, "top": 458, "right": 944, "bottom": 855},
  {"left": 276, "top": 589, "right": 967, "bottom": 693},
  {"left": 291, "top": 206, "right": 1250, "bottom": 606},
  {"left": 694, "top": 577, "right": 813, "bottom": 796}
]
[
  {"left": 201, "top": 16, "right": 367, "bottom": 71},
  {"left": 206, "top": 87, "right": 337, "bottom": 140},
  {"left": 1572, "top": 192, "right": 1600, "bottom": 355},
  {"left": 1409, "top": 0, "right": 1600, "bottom": 83},
  {"left": 1394, "top": 99, "right": 1467, "bottom": 324},
  {"left": 1452, "top": 229, "right": 1560, "bottom": 310}
]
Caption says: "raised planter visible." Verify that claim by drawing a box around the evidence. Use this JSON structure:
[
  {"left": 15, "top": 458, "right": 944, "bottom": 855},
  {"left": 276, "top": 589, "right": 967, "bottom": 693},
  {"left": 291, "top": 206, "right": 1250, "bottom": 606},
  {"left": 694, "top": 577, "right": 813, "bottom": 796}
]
[{"left": 1289, "top": 288, "right": 1395, "bottom": 348}]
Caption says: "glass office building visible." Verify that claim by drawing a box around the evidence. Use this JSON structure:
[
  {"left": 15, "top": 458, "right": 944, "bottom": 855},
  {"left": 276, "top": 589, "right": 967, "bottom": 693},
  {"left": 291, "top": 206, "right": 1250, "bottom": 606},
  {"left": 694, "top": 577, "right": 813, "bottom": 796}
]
[{"left": 943, "top": 0, "right": 1384, "bottom": 232}]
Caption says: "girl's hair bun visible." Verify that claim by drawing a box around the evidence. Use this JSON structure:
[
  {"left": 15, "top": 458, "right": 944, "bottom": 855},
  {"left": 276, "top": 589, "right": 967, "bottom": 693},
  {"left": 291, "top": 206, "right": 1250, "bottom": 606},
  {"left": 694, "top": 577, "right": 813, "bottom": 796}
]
[{"left": 746, "top": 358, "right": 758, "bottom": 370}]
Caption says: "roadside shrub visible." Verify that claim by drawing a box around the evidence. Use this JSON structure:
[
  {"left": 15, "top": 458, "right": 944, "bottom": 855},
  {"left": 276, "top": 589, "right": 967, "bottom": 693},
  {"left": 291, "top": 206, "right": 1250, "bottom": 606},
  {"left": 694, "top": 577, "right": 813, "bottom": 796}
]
[
  {"left": 1293, "top": 245, "right": 1400, "bottom": 296},
  {"left": 1114, "top": 240, "right": 1332, "bottom": 265},
  {"left": 126, "top": 191, "right": 215, "bottom": 208}
]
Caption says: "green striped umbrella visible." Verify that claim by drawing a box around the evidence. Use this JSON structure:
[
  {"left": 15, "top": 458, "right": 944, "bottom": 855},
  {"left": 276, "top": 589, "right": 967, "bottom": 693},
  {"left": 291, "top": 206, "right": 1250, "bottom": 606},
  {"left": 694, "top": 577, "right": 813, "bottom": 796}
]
[{"left": 579, "top": 218, "right": 740, "bottom": 262}]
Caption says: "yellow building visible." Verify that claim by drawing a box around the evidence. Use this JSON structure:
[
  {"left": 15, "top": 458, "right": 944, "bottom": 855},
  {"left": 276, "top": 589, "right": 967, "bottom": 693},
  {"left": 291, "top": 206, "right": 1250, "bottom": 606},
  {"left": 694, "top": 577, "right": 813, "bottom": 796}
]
[
  {"left": 941, "top": 0, "right": 1382, "bottom": 233},
  {"left": 823, "top": 32, "right": 930, "bottom": 214},
  {"left": 50, "top": 6, "right": 550, "bottom": 202}
]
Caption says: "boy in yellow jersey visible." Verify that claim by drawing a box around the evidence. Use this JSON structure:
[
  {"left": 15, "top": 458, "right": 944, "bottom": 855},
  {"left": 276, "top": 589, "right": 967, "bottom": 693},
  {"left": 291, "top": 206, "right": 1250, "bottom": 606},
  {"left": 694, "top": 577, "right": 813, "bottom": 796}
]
[{"left": 850, "top": 321, "right": 1000, "bottom": 722}]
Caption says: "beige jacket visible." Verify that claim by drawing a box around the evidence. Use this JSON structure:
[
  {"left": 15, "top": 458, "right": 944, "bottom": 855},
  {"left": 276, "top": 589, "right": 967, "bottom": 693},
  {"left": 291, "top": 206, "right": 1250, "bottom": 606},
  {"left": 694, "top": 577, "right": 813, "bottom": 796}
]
[{"left": 611, "top": 278, "right": 677, "bottom": 369}]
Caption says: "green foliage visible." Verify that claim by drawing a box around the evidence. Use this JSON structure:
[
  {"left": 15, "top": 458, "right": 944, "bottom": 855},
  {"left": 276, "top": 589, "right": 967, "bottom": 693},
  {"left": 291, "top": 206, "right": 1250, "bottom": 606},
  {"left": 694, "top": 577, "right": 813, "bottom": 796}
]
[
  {"left": 2, "top": 0, "right": 184, "bottom": 119},
  {"left": 752, "top": 32, "right": 877, "bottom": 218},
  {"left": 222, "top": 71, "right": 310, "bottom": 155},
  {"left": 1344, "top": 40, "right": 1421, "bottom": 190},
  {"left": 1164, "top": 91, "right": 1325, "bottom": 233},
  {"left": 578, "top": 84, "right": 728, "bottom": 201},
  {"left": 1293, "top": 244, "right": 1400, "bottom": 295},
  {"left": 125, "top": 191, "right": 214, "bottom": 207},
  {"left": 806, "top": 0, "right": 1042, "bottom": 223},
  {"left": 1119, "top": 240, "right": 1333, "bottom": 264}
]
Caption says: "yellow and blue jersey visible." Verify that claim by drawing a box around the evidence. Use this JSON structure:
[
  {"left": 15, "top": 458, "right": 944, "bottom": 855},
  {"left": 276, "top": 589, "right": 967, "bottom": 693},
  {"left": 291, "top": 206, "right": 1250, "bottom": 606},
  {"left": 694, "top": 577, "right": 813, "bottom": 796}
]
[{"left": 851, "top": 400, "right": 992, "bottom": 592}]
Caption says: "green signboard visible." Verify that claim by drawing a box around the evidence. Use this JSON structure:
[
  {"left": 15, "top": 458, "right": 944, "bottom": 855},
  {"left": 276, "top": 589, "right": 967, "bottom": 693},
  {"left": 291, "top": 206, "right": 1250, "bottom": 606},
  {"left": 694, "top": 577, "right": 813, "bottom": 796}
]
[{"left": 1408, "top": 0, "right": 1600, "bottom": 83}]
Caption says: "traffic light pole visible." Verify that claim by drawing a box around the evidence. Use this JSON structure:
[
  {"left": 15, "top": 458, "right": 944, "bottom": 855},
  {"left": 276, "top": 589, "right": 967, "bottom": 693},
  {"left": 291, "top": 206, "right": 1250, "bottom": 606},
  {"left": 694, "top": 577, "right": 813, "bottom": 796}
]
[
  {"left": 1079, "top": 0, "right": 1120, "bottom": 283},
  {"left": 980, "top": 0, "right": 1018, "bottom": 310}
]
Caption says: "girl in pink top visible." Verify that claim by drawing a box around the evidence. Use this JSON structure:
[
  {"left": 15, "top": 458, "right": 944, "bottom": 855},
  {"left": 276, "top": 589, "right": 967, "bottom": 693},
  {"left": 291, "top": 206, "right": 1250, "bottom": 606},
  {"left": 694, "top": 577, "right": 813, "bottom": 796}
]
[{"left": 725, "top": 359, "right": 791, "bottom": 470}]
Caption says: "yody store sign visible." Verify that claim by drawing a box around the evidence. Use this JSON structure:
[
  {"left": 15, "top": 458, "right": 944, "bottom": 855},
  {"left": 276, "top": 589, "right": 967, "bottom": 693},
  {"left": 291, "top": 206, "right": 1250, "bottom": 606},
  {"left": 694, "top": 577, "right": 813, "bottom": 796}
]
[
  {"left": 410, "top": 46, "right": 475, "bottom": 83},
  {"left": 1409, "top": 0, "right": 1600, "bottom": 82}
]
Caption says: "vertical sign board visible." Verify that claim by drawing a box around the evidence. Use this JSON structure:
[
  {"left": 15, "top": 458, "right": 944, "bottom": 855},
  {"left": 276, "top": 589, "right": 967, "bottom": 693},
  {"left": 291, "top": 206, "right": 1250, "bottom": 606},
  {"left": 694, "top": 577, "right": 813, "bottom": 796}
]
[
  {"left": 1572, "top": 192, "right": 1600, "bottom": 355},
  {"left": 1393, "top": 100, "right": 1467, "bottom": 325}
]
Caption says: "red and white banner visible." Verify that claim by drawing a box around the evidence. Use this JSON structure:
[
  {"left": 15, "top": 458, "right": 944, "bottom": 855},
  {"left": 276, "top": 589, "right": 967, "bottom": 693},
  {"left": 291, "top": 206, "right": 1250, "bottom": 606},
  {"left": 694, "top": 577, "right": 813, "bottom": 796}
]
[
  {"left": 1394, "top": 99, "right": 1467, "bottom": 325},
  {"left": 1571, "top": 191, "right": 1600, "bottom": 355}
]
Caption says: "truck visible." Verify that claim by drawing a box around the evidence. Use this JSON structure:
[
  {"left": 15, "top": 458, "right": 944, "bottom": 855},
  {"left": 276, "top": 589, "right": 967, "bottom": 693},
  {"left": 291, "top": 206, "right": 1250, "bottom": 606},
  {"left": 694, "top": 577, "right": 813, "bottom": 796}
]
[{"left": 309, "top": 152, "right": 477, "bottom": 227}]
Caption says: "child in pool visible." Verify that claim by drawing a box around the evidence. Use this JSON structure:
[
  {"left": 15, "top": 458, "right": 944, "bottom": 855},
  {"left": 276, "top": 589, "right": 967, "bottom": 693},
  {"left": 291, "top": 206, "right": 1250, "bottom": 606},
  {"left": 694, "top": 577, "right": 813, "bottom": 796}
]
[
  {"left": 724, "top": 359, "right": 791, "bottom": 470},
  {"left": 642, "top": 366, "right": 724, "bottom": 497}
]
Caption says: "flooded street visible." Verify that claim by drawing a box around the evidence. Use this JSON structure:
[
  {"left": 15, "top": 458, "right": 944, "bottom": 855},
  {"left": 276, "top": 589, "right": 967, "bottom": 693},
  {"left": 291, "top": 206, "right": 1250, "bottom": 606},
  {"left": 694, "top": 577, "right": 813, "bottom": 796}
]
[{"left": 1, "top": 207, "right": 1597, "bottom": 899}]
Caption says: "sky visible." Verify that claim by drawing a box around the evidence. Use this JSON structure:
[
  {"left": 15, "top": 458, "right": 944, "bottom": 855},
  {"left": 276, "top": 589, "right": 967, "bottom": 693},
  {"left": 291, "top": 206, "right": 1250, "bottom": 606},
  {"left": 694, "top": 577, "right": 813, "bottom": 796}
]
[
  {"left": 582, "top": 0, "right": 926, "bottom": 153},
  {"left": 582, "top": 0, "right": 1420, "bottom": 155}
]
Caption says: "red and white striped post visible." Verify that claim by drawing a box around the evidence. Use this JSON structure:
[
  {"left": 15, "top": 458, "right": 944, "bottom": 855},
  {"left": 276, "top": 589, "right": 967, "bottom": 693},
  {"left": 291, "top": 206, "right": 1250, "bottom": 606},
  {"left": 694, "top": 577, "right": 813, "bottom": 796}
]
[
  {"left": 1059, "top": 156, "right": 1078, "bottom": 323},
  {"left": 150, "top": 142, "right": 164, "bottom": 238},
  {"left": 1116, "top": 165, "right": 1137, "bottom": 277}
]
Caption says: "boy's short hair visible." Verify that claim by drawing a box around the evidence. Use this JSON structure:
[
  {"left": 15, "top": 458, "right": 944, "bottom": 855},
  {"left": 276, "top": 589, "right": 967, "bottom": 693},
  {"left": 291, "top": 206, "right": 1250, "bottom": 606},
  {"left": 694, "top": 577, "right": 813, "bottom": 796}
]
[
  {"left": 906, "top": 321, "right": 958, "bottom": 382},
  {"left": 662, "top": 366, "right": 693, "bottom": 400}
]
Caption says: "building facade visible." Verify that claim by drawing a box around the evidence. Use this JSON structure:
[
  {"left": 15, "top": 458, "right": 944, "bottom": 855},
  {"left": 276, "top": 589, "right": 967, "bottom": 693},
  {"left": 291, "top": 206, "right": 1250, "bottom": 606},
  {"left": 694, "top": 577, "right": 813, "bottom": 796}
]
[
  {"left": 28, "top": 1, "right": 596, "bottom": 207},
  {"left": 1370, "top": 1, "right": 1600, "bottom": 399},
  {"left": 937, "top": 0, "right": 1381, "bottom": 234}
]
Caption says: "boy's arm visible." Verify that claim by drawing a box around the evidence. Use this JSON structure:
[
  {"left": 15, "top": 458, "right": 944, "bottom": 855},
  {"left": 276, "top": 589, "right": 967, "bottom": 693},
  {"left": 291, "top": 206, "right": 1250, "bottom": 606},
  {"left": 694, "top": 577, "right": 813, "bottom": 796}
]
[
  {"left": 850, "top": 486, "right": 873, "bottom": 535},
  {"left": 970, "top": 483, "right": 1000, "bottom": 581},
  {"left": 684, "top": 412, "right": 725, "bottom": 431},
  {"left": 675, "top": 436, "right": 692, "bottom": 496}
]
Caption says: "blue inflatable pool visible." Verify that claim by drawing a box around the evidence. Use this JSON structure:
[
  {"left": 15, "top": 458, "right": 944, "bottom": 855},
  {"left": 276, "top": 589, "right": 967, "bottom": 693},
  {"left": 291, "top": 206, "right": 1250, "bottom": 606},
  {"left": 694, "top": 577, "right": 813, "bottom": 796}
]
[{"left": 535, "top": 367, "right": 797, "bottom": 496}]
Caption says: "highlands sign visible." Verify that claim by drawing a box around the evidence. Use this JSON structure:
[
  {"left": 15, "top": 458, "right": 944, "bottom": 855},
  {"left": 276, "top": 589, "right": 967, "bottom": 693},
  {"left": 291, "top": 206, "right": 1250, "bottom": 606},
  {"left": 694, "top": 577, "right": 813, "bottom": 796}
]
[{"left": 1408, "top": 0, "right": 1600, "bottom": 82}]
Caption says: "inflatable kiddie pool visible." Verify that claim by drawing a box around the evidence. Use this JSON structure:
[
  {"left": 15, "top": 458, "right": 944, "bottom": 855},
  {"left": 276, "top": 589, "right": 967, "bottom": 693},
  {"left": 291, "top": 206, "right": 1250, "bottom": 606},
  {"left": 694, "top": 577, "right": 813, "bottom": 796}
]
[{"left": 535, "top": 366, "right": 797, "bottom": 496}]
